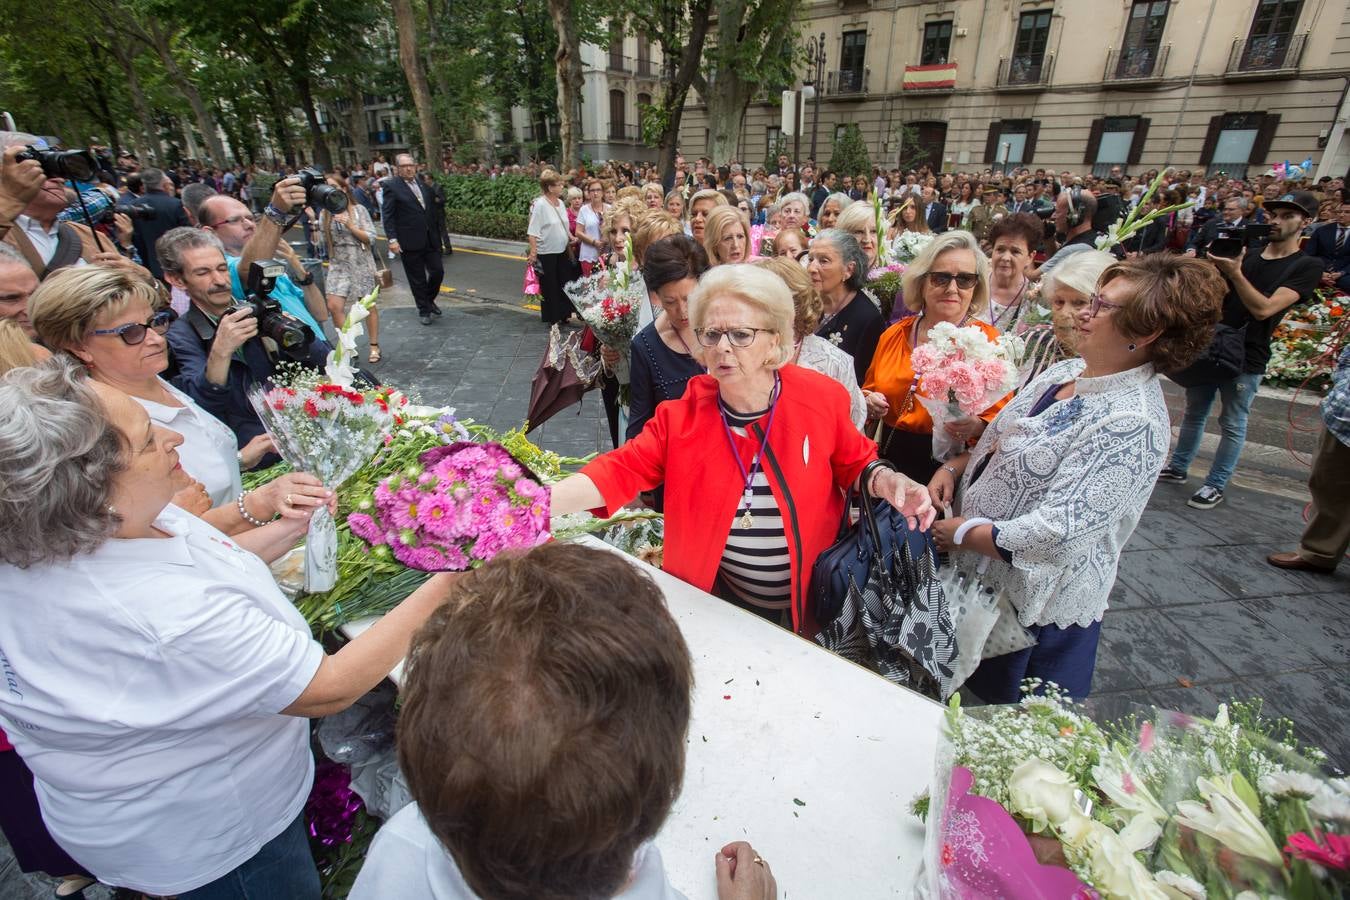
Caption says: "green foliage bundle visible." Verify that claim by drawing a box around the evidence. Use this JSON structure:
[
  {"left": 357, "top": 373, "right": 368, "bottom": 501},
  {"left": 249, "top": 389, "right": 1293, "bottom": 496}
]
[
  {"left": 434, "top": 174, "right": 539, "bottom": 214},
  {"left": 443, "top": 209, "right": 529, "bottom": 241},
  {"left": 829, "top": 123, "right": 872, "bottom": 180}
]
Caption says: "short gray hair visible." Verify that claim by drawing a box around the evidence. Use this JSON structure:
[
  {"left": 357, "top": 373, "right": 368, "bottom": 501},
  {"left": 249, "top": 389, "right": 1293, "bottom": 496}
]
[
  {"left": 180, "top": 182, "right": 218, "bottom": 223},
  {"left": 687, "top": 263, "right": 795, "bottom": 368},
  {"left": 778, "top": 191, "right": 809, "bottom": 218},
  {"left": 0, "top": 356, "right": 124, "bottom": 567},
  {"left": 142, "top": 168, "right": 166, "bottom": 191},
  {"left": 900, "top": 230, "right": 991, "bottom": 316},
  {"left": 1225, "top": 196, "right": 1250, "bottom": 212},
  {"left": 821, "top": 192, "right": 853, "bottom": 216},
  {"left": 1041, "top": 249, "right": 1116, "bottom": 300},
  {"left": 0, "top": 242, "right": 29, "bottom": 269},
  {"left": 811, "top": 228, "right": 869, "bottom": 291},
  {"left": 156, "top": 227, "right": 225, "bottom": 276},
  {"left": 0, "top": 131, "right": 38, "bottom": 149}
]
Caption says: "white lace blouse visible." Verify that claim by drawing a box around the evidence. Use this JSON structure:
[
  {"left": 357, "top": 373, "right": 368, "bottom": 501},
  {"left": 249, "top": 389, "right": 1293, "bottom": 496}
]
[
  {"left": 955, "top": 359, "right": 1168, "bottom": 629},
  {"left": 795, "top": 334, "right": 867, "bottom": 430}
]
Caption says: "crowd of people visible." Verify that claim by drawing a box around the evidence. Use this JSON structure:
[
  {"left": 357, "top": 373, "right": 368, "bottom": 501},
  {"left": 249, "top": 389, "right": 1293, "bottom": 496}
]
[{"left": 0, "top": 124, "right": 1347, "bottom": 900}]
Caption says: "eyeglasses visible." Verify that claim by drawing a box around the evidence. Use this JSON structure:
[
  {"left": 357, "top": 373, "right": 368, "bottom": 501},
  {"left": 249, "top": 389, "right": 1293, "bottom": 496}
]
[
  {"left": 213, "top": 214, "right": 252, "bottom": 227},
  {"left": 695, "top": 326, "right": 775, "bottom": 348},
  {"left": 90, "top": 309, "right": 177, "bottom": 345},
  {"left": 1088, "top": 292, "right": 1123, "bottom": 318},
  {"left": 926, "top": 271, "right": 980, "bottom": 291}
]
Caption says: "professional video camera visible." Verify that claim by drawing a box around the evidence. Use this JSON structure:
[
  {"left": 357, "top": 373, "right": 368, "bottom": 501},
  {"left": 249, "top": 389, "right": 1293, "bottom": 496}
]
[
  {"left": 96, "top": 202, "right": 156, "bottom": 226},
  {"left": 1202, "top": 223, "right": 1271, "bottom": 259},
  {"left": 230, "top": 259, "right": 315, "bottom": 358},
  {"left": 294, "top": 166, "right": 348, "bottom": 213},
  {"left": 15, "top": 145, "right": 96, "bottom": 181},
  {"left": 1032, "top": 205, "right": 1057, "bottom": 239}
]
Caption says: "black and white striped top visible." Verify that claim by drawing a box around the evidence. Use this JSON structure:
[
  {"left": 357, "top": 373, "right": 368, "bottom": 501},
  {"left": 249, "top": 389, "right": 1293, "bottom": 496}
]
[{"left": 718, "top": 402, "right": 791, "bottom": 610}]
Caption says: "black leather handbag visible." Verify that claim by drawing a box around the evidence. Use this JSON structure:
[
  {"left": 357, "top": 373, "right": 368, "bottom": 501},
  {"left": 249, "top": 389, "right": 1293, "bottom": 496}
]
[{"left": 1168, "top": 322, "right": 1247, "bottom": 387}]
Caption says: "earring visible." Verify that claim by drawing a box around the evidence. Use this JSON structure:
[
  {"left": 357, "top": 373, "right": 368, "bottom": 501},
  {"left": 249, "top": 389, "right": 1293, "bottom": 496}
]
[
  {"left": 1127, "top": 343, "right": 1137, "bottom": 352},
  {"left": 106, "top": 504, "right": 117, "bottom": 515}
]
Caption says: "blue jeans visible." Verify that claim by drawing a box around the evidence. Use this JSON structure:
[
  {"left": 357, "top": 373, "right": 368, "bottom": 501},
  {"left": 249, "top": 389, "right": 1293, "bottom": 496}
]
[
  {"left": 1167, "top": 372, "right": 1263, "bottom": 491},
  {"left": 964, "top": 619, "right": 1103, "bottom": 703},
  {"left": 179, "top": 812, "right": 320, "bottom": 900}
]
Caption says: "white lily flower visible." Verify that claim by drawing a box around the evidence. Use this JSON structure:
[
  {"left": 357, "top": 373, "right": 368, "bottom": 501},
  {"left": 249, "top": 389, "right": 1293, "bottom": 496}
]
[
  {"left": 1174, "top": 773, "right": 1282, "bottom": 866},
  {"left": 1154, "top": 870, "right": 1206, "bottom": 900},
  {"left": 347, "top": 302, "right": 371, "bottom": 327},
  {"left": 1086, "top": 821, "right": 1171, "bottom": 899},
  {"left": 1094, "top": 749, "right": 1169, "bottom": 825}
]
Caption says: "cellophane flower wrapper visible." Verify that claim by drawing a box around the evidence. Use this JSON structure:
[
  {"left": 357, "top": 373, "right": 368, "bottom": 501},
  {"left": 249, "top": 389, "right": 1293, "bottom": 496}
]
[
  {"left": 917, "top": 690, "right": 1349, "bottom": 900},
  {"left": 247, "top": 373, "right": 395, "bottom": 592},
  {"left": 911, "top": 322, "right": 1022, "bottom": 462},
  {"left": 564, "top": 259, "right": 646, "bottom": 385},
  {"left": 347, "top": 442, "right": 551, "bottom": 572}
]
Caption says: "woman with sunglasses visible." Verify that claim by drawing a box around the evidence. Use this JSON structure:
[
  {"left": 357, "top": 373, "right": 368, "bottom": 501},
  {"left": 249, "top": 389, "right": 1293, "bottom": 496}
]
[
  {"left": 551, "top": 264, "right": 934, "bottom": 636},
  {"left": 929, "top": 255, "right": 1225, "bottom": 702},
  {"left": 861, "top": 231, "right": 1010, "bottom": 483},
  {"left": 28, "top": 266, "right": 329, "bottom": 533}
]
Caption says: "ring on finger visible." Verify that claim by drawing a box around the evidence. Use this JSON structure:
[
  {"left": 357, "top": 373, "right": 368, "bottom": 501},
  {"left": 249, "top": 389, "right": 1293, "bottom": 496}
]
[
  {"left": 284, "top": 493, "right": 293, "bottom": 507},
  {"left": 752, "top": 855, "right": 766, "bottom": 867}
]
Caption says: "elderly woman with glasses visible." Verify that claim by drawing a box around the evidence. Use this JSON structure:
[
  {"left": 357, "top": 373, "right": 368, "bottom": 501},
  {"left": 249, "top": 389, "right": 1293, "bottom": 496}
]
[
  {"left": 28, "top": 265, "right": 328, "bottom": 532},
  {"left": 929, "top": 255, "right": 1226, "bottom": 702},
  {"left": 0, "top": 358, "right": 462, "bottom": 898},
  {"left": 552, "top": 264, "right": 935, "bottom": 637},
  {"left": 861, "top": 231, "right": 1010, "bottom": 483}
]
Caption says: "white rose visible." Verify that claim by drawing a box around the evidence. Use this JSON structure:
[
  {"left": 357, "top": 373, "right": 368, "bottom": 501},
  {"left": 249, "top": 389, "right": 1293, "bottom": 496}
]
[{"left": 1007, "top": 758, "right": 1079, "bottom": 832}]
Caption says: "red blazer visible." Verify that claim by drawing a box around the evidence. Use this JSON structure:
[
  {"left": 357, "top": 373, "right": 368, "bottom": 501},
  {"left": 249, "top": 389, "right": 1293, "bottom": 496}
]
[{"left": 582, "top": 365, "right": 877, "bottom": 637}]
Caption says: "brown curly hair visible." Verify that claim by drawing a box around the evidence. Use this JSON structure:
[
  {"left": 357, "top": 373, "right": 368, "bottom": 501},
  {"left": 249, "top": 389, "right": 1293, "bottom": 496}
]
[{"left": 1098, "top": 255, "right": 1226, "bottom": 373}]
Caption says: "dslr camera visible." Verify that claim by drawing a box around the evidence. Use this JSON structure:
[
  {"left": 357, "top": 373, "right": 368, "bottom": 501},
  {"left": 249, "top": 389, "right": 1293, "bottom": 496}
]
[
  {"left": 1202, "top": 223, "right": 1271, "bottom": 259},
  {"left": 97, "top": 202, "right": 156, "bottom": 225},
  {"left": 294, "top": 166, "right": 348, "bottom": 213},
  {"left": 15, "top": 145, "right": 96, "bottom": 181},
  {"left": 229, "top": 260, "right": 315, "bottom": 358}
]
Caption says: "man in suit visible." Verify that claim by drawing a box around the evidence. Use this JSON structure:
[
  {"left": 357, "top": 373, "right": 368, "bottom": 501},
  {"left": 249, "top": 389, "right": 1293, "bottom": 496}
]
[
  {"left": 382, "top": 153, "right": 445, "bottom": 325},
  {"left": 1307, "top": 201, "right": 1350, "bottom": 293},
  {"left": 418, "top": 171, "right": 452, "bottom": 255},
  {"left": 921, "top": 186, "right": 948, "bottom": 233},
  {"left": 130, "top": 168, "right": 191, "bottom": 280},
  {"left": 1185, "top": 197, "right": 1250, "bottom": 256}
]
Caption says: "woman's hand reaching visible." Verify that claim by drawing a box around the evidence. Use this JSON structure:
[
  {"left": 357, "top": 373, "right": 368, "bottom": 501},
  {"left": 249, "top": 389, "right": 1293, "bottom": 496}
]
[
  {"left": 715, "top": 841, "right": 777, "bottom": 900},
  {"left": 873, "top": 467, "right": 936, "bottom": 531}
]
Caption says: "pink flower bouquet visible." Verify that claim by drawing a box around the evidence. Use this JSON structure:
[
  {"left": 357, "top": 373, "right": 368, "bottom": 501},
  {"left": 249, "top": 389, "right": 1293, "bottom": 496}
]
[
  {"left": 910, "top": 322, "right": 1021, "bottom": 461},
  {"left": 347, "top": 442, "right": 550, "bottom": 571}
]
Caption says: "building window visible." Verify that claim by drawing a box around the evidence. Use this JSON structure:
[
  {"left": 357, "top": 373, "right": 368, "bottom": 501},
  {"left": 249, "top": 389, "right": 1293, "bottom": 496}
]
[
  {"left": 920, "top": 21, "right": 953, "bottom": 66},
  {"left": 1009, "top": 10, "right": 1052, "bottom": 83},
  {"left": 838, "top": 31, "right": 867, "bottom": 92},
  {"left": 1200, "top": 112, "right": 1281, "bottom": 179},
  {"left": 637, "top": 35, "right": 652, "bottom": 76},
  {"left": 1118, "top": 0, "right": 1168, "bottom": 78},
  {"left": 608, "top": 37, "right": 626, "bottom": 72},
  {"left": 835, "top": 124, "right": 849, "bottom": 142},
  {"left": 1085, "top": 116, "right": 1151, "bottom": 176},
  {"left": 983, "top": 119, "right": 1039, "bottom": 169},
  {"left": 609, "top": 90, "right": 626, "bottom": 140},
  {"left": 636, "top": 92, "right": 651, "bottom": 135},
  {"left": 766, "top": 126, "right": 782, "bottom": 159},
  {"left": 1242, "top": 0, "right": 1303, "bottom": 69}
]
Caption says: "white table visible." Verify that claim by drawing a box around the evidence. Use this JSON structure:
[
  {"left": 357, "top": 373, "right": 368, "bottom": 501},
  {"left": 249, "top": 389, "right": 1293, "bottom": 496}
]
[{"left": 343, "top": 536, "right": 941, "bottom": 898}]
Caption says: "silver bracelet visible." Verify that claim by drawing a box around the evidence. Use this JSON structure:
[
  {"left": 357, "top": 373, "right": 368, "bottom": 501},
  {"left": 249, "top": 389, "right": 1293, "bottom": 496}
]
[
  {"left": 954, "top": 516, "right": 994, "bottom": 546},
  {"left": 236, "top": 490, "right": 270, "bottom": 527},
  {"left": 941, "top": 464, "right": 958, "bottom": 477}
]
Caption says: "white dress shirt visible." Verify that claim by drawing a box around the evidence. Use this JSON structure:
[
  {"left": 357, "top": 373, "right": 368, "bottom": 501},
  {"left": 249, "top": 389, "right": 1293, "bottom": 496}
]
[
  {"left": 14, "top": 214, "right": 88, "bottom": 267},
  {"left": 136, "top": 377, "right": 242, "bottom": 507},
  {"left": 0, "top": 506, "right": 323, "bottom": 894}
]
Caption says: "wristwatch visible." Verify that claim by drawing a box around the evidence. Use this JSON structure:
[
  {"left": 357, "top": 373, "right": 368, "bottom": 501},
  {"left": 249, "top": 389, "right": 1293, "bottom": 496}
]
[
  {"left": 294, "top": 273, "right": 314, "bottom": 286},
  {"left": 262, "top": 204, "right": 289, "bottom": 227}
]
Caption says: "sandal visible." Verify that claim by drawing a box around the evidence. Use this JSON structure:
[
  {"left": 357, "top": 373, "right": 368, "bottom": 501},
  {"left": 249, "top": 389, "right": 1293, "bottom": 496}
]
[{"left": 368, "top": 343, "right": 382, "bottom": 364}]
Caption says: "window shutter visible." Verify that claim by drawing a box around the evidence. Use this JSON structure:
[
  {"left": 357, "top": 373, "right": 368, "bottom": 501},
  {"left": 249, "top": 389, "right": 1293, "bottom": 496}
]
[
  {"left": 1127, "top": 117, "right": 1151, "bottom": 165},
  {"left": 983, "top": 122, "right": 1001, "bottom": 164},
  {"left": 1024, "top": 120, "right": 1041, "bottom": 163},
  {"left": 1249, "top": 113, "right": 1281, "bottom": 165},
  {"left": 1084, "top": 118, "right": 1105, "bottom": 165},
  {"left": 1198, "top": 114, "right": 1223, "bottom": 166}
]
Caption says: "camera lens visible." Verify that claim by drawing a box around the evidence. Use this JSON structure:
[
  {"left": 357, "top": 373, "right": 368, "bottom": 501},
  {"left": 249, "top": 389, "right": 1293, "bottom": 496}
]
[{"left": 309, "top": 184, "right": 348, "bottom": 213}]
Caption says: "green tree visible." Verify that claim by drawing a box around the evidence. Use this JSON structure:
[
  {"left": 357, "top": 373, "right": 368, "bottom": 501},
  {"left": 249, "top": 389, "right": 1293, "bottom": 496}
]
[{"left": 829, "top": 123, "right": 870, "bottom": 179}]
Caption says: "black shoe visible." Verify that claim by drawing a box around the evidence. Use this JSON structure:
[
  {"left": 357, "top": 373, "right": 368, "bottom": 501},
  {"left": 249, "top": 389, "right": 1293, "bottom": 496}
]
[
  {"left": 420, "top": 315, "right": 433, "bottom": 326},
  {"left": 1156, "top": 468, "right": 1187, "bottom": 484},
  {"left": 430, "top": 304, "right": 443, "bottom": 316},
  {"left": 1187, "top": 485, "right": 1224, "bottom": 509}
]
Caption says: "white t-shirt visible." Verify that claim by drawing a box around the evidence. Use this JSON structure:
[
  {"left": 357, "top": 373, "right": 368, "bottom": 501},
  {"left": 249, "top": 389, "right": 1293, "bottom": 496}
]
[
  {"left": 136, "top": 378, "right": 242, "bottom": 507},
  {"left": 0, "top": 506, "right": 323, "bottom": 895},
  {"left": 527, "top": 196, "right": 571, "bottom": 255},
  {"left": 577, "top": 203, "right": 605, "bottom": 262},
  {"left": 350, "top": 804, "right": 688, "bottom": 900}
]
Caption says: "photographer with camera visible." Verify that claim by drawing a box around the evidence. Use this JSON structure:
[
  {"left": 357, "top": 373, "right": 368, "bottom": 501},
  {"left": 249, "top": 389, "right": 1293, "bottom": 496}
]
[
  {"left": 160, "top": 226, "right": 329, "bottom": 449},
  {"left": 130, "top": 167, "right": 190, "bottom": 280},
  {"left": 1185, "top": 197, "right": 1252, "bottom": 256},
  {"left": 1160, "top": 191, "right": 1324, "bottom": 510}
]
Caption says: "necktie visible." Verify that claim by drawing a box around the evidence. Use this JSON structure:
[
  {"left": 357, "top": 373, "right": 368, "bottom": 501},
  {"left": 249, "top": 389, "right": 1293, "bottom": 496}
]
[
  {"left": 409, "top": 180, "right": 425, "bottom": 208},
  {"left": 1337, "top": 227, "right": 1346, "bottom": 255}
]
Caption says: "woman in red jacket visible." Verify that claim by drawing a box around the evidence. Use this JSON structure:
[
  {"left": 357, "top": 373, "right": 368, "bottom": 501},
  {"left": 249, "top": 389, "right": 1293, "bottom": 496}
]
[{"left": 551, "top": 264, "right": 935, "bottom": 638}]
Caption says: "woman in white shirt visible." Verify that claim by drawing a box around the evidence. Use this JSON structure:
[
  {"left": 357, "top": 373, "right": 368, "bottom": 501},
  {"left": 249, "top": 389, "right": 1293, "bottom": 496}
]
[
  {"left": 0, "top": 358, "right": 460, "bottom": 897},
  {"left": 526, "top": 169, "right": 579, "bottom": 326},
  {"left": 929, "top": 255, "right": 1226, "bottom": 702},
  {"left": 575, "top": 177, "right": 607, "bottom": 276},
  {"left": 29, "top": 265, "right": 325, "bottom": 530}
]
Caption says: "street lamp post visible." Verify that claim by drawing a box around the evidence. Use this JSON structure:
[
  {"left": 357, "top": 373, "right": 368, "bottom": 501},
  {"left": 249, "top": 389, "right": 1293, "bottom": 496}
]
[{"left": 806, "top": 32, "right": 826, "bottom": 163}]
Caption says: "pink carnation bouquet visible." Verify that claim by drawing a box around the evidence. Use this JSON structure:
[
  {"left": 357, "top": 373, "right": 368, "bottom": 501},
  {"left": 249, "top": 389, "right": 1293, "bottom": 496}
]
[
  {"left": 346, "top": 442, "right": 550, "bottom": 571},
  {"left": 910, "top": 321, "right": 1022, "bottom": 461}
]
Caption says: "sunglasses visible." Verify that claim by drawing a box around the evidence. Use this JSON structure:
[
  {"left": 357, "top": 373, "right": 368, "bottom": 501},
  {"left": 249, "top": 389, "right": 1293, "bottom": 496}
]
[
  {"left": 1088, "top": 292, "right": 1123, "bottom": 318},
  {"left": 90, "top": 309, "right": 177, "bottom": 345},
  {"left": 926, "top": 271, "right": 980, "bottom": 290},
  {"left": 695, "top": 326, "right": 775, "bottom": 348}
]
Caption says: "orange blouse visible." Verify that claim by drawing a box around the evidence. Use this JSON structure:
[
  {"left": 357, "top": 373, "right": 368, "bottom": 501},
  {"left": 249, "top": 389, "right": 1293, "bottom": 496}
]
[{"left": 862, "top": 315, "right": 1012, "bottom": 434}]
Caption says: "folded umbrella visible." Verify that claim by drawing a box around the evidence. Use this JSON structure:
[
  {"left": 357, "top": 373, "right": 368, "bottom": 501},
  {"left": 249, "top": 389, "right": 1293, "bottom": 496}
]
[{"left": 526, "top": 325, "right": 598, "bottom": 432}]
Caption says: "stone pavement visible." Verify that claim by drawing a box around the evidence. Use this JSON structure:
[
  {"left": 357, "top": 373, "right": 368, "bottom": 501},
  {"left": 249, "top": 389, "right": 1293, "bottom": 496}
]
[{"left": 3, "top": 294, "right": 1347, "bottom": 899}]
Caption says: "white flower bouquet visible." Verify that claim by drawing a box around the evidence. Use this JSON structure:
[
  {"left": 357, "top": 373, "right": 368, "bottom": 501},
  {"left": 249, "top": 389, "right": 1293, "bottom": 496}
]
[
  {"left": 894, "top": 229, "right": 937, "bottom": 264},
  {"left": 915, "top": 688, "right": 1349, "bottom": 899},
  {"left": 564, "top": 240, "right": 646, "bottom": 385},
  {"left": 910, "top": 322, "right": 1022, "bottom": 461}
]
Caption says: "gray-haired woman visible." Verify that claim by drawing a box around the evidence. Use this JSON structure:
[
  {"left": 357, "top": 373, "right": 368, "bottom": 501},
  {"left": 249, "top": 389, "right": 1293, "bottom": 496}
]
[
  {"left": 807, "top": 228, "right": 884, "bottom": 384},
  {"left": 817, "top": 191, "right": 853, "bottom": 230},
  {"left": 0, "top": 358, "right": 460, "bottom": 897}
]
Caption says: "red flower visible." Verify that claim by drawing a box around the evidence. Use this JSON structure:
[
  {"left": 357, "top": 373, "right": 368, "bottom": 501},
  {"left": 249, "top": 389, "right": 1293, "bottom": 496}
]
[
  {"left": 304, "top": 397, "right": 321, "bottom": 418},
  {"left": 1285, "top": 831, "right": 1350, "bottom": 870}
]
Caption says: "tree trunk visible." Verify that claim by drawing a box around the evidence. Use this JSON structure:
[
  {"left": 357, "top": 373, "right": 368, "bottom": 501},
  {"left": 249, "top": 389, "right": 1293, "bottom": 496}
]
[
  {"left": 104, "top": 39, "right": 164, "bottom": 162},
  {"left": 703, "top": 80, "right": 754, "bottom": 168},
  {"left": 346, "top": 79, "right": 372, "bottom": 166},
  {"left": 145, "top": 21, "right": 228, "bottom": 164},
  {"left": 391, "top": 0, "right": 443, "bottom": 171},
  {"left": 259, "top": 78, "right": 298, "bottom": 167},
  {"left": 547, "top": 0, "right": 583, "bottom": 171},
  {"left": 424, "top": 0, "right": 456, "bottom": 148},
  {"left": 700, "top": 0, "right": 798, "bottom": 169},
  {"left": 655, "top": 0, "right": 712, "bottom": 184},
  {"left": 293, "top": 72, "right": 333, "bottom": 170}
]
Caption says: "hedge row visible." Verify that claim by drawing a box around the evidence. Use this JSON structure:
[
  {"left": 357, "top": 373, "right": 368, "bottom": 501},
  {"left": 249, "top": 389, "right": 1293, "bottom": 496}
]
[
  {"left": 434, "top": 174, "right": 539, "bottom": 215},
  {"left": 444, "top": 208, "right": 529, "bottom": 241}
]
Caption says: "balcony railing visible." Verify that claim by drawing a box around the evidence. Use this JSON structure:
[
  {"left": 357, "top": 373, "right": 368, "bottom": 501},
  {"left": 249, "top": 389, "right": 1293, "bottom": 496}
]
[
  {"left": 368, "top": 130, "right": 404, "bottom": 146},
  {"left": 1227, "top": 33, "right": 1307, "bottom": 74},
  {"left": 636, "top": 55, "right": 655, "bottom": 77},
  {"left": 608, "top": 123, "right": 640, "bottom": 142},
  {"left": 997, "top": 52, "right": 1055, "bottom": 88},
  {"left": 826, "top": 67, "right": 870, "bottom": 97},
  {"left": 1104, "top": 43, "right": 1169, "bottom": 81}
]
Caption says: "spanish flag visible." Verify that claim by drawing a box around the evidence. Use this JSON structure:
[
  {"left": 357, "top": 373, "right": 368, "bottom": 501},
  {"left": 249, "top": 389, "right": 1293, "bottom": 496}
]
[{"left": 903, "top": 64, "right": 957, "bottom": 90}]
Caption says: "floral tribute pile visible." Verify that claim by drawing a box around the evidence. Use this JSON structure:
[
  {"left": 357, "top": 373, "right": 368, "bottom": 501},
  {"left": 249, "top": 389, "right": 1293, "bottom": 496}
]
[
  {"left": 911, "top": 321, "right": 1022, "bottom": 460},
  {"left": 916, "top": 688, "right": 1349, "bottom": 899},
  {"left": 1266, "top": 287, "right": 1348, "bottom": 392}
]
